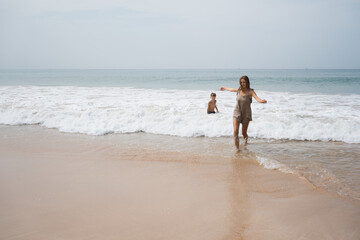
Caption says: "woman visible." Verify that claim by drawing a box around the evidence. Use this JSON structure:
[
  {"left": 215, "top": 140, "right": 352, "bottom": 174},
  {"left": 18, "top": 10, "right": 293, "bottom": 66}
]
[{"left": 220, "top": 75, "right": 267, "bottom": 149}]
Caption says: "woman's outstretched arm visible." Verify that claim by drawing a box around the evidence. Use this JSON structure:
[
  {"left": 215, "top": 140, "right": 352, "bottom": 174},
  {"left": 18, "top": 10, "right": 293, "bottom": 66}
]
[
  {"left": 251, "top": 90, "right": 267, "bottom": 103},
  {"left": 220, "top": 87, "right": 238, "bottom": 92}
]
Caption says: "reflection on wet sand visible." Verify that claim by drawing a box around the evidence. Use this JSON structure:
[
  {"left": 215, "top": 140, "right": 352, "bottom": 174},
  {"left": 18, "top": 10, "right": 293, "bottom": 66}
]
[
  {"left": 227, "top": 146, "right": 360, "bottom": 240},
  {"left": 226, "top": 147, "right": 258, "bottom": 239}
]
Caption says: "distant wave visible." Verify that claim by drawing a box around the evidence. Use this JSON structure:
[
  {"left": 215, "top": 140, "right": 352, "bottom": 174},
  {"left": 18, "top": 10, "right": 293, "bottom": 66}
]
[{"left": 1, "top": 86, "right": 359, "bottom": 143}]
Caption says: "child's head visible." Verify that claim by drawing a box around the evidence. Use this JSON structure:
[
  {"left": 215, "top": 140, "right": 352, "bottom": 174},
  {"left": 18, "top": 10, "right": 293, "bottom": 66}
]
[{"left": 210, "top": 92, "right": 216, "bottom": 100}]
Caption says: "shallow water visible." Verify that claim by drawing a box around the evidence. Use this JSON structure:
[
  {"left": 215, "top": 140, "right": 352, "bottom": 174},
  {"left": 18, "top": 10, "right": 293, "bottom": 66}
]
[{"left": 15, "top": 126, "right": 356, "bottom": 202}]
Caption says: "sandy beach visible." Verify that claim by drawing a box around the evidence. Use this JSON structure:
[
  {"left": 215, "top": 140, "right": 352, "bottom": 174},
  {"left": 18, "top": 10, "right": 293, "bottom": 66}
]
[{"left": 0, "top": 125, "right": 359, "bottom": 240}]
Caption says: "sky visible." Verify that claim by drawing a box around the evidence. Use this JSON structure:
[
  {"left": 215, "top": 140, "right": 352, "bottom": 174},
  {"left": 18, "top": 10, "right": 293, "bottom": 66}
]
[{"left": 0, "top": 0, "right": 359, "bottom": 69}]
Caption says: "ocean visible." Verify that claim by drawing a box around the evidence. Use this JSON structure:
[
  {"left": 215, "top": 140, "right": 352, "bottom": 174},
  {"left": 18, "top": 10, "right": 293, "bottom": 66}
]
[{"left": 0, "top": 69, "right": 359, "bottom": 200}]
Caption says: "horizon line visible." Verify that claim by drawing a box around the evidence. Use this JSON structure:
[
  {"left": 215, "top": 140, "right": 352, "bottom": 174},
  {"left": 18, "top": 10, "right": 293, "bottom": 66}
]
[{"left": 0, "top": 67, "right": 359, "bottom": 70}]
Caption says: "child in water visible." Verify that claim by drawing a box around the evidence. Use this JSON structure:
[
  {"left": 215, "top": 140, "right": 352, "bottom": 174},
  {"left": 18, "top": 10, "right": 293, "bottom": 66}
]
[{"left": 207, "top": 92, "right": 219, "bottom": 114}]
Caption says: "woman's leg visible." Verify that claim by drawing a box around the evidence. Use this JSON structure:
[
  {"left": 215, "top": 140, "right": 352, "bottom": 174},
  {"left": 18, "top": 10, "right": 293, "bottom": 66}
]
[
  {"left": 242, "top": 122, "right": 250, "bottom": 144},
  {"left": 233, "top": 118, "right": 240, "bottom": 149}
]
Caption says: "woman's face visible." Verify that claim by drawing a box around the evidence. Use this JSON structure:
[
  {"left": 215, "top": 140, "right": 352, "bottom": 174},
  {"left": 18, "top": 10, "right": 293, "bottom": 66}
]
[{"left": 240, "top": 79, "right": 247, "bottom": 89}]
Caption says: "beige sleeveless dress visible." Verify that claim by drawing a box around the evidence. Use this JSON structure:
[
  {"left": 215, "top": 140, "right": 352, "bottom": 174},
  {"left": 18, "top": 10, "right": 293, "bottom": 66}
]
[{"left": 233, "top": 88, "right": 252, "bottom": 123}]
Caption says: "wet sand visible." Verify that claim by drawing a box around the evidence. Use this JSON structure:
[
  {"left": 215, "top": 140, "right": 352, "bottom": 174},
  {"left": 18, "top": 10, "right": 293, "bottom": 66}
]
[{"left": 0, "top": 125, "right": 359, "bottom": 239}]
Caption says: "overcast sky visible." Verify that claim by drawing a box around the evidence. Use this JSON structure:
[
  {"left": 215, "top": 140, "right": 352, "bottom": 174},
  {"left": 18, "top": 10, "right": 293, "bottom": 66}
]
[{"left": 0, "top": 0, "right": 359, "bottom": 69}]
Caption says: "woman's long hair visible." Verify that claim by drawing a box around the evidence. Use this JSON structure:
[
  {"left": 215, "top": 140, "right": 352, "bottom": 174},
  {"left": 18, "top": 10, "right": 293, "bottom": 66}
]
[{"left": 239, "top": 75, "right": 250, "bottom": 91}]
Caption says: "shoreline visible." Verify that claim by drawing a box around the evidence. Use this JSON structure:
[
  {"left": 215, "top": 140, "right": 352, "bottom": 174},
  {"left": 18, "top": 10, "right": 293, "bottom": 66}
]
[{"left": 1, "top": 125, "right": 359, "bottom": 239}]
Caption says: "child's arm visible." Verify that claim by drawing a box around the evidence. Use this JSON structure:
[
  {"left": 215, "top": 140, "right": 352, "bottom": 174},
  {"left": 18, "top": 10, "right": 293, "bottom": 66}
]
[
  {"left": 220, "top": 87, "right": 238, "bottom": 92},
  {"left": 207, "top": 102, "right": 210, "bottom": 113},
  {"left": 215, "top": 100, "right": 219, "bottom": 112}
]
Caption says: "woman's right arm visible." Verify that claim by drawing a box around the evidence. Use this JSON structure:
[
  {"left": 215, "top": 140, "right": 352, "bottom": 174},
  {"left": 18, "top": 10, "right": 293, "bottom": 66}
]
[{"left": 220, "top": 87, "right": 238, "bottom": 92}]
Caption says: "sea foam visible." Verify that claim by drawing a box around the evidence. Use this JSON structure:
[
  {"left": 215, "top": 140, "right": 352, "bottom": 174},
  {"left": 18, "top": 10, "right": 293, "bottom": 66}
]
[{"left": 0, "top": 86, "right": 359, "bottom": 143}]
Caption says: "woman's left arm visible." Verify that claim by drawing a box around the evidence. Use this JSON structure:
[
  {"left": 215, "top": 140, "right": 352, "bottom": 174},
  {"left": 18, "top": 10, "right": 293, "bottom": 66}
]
[{"left": 251, "top": 90, "right": 267, "bottom": 103}]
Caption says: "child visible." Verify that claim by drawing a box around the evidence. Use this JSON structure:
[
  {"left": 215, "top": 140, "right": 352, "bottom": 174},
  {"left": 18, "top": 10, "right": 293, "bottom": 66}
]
[{"left": 207, "top": 92, "right": 219, "bottom": 114}]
